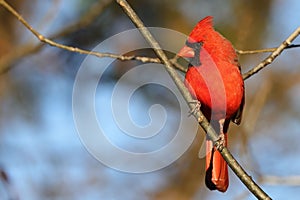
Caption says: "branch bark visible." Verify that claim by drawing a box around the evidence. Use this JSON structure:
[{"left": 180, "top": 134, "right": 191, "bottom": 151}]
[
  {"left": 0, "top": 0, "right": 188, "bottom": 75},
  {"left": 2, "top": 0, "right": 300, "bottom": 198},
  {"left": 115, "top": 0, "right": 271, "bottom": 199},
  {"left": 0, "top": 0, "right": 299, "bottom": 78},
  {"left": 237, "top": 44, "right": 300, "bottom": 55},
  {"left": 0, "top": 0, "right": 113, "bottom": 73},
  {"left": 243, "top": 28, "right": 300, "bottom": 80}
]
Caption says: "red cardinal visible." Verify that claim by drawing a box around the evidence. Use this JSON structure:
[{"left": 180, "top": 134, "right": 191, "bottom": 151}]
[{"left": 178, "top": 16, "right": 244, "bottom": 192}]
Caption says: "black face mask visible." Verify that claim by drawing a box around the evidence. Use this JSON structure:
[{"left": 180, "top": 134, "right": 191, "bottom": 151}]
[{"left": 185, "top": 41, "right": 203, "bottom": 67}]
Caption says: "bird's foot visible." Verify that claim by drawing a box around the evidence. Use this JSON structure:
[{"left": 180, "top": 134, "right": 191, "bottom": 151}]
[
  {"left": 215, "top": 119, "right": 226, "bottom": 149},
  {"left": 217, "top": 133, "right": 225, "bottom": 146},
  {"left": 215, "top": 133, "right": 226, "bottom": 151},
  {"left": 188, "top": 100, "right": 201, "bottom": 116}
]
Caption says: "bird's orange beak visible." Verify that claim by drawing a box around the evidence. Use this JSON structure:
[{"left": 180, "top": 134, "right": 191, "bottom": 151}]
[{"left": 177, "top": 45, "right": 195, "bottom": 58}]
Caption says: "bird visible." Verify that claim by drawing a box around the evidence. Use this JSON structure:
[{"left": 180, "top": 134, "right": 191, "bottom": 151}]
[{"left": 177, "top": 16, "right": 245, "bottom": 192}]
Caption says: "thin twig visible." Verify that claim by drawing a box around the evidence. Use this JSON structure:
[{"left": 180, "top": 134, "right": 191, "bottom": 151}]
[
  {"left": 0, "top": 0, "right": 188, "bottom": 74},
  {"left": 0, "top": 0, "right": 113, "bottom": 73},
  {"left": 243, "top": 28, "right": 300, "bottom": 80},
  {"left": 0, "top": 0, "right": 296, "bottom": 198},
  {"left": 0, "top": 0, "right": 99, "bottom": 48},
  {"left": 115, "top": 0, "right": 271, "bottom": 199},
  {"left": 237, "top": 44, "right": 300, "bottom": 55},
  {"left": 0, "top": 0, "right": 299, "bottom": 79},
  {"left": 115, "top": 0, "right": 198, "bottom": 116}
]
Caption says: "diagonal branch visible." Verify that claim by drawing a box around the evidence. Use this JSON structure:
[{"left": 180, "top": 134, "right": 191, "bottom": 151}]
[
  {"left": 1, "top": 0, "right": 297, "bottom": 198},
  {"left": 115, "top": 0, "right": 271, "bottom": 199},
  {"left": 0, "top": 0, "right": 189, "bottom": 74},
  {"left": 0, "top": 0, "right": 299, "bottom": 80},
  {"left": 243, "top": 27, "right": 300, "bottom": 80},
  {"left": 0, "top": 1, "right": 298, "bottom": 197}
]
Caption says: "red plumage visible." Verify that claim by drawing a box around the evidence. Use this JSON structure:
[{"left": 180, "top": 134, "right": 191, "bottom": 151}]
[{"left": 178, "top": 16, "right": 244, "bottom": 192}]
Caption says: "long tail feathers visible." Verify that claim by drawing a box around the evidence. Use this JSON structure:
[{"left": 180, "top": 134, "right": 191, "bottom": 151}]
[{"left": 205, "top": 134, "right": 229, "bottom": 192}]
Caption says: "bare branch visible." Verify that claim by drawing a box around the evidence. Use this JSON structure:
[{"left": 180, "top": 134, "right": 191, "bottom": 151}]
[
  {"left": 1, "top": 0, "right": 299, "bottom": 198},
  {"left": 0, "top": 0, "right": 298, "bottom": 81},
  {"left": 115, "top": 0, "right": 271, "bottom": 199},
  {"left": 243, "top": 27, "right": 300, "bottom": 80},
  {"left": 0, "top": 0, "right": 113, "bottom": 73},
  {"left": 1, "top": 0, "right": 298, "bottom": 198},
  {"left": 0, "top": 0, "right": 188, "bottom": 74},
  {"left": 0, "top": 0, "right": 189, "bottom": 75},
  {"left": 237, "top": 44, "right": 300, "bottom": 55}
]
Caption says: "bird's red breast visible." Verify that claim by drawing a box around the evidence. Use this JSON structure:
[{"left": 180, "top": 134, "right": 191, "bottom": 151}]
[
  {"left": 178, "top": 16, "right": 244, "bottom": 122},
  {"left": 178, "top": 16, "right": 244, "bottom": 192}
]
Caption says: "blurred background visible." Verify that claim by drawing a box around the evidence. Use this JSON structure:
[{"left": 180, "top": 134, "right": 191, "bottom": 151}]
[{"left": 0, "top": 0, "right": 300, "bottom": 199}]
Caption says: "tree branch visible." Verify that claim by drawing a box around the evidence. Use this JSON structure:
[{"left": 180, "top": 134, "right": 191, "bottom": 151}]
[
  {"left": 237, "top": 44, "right": 300, "bottom": 55},
  {"left": 0, "top": 0, "right": 189, "bottom": 75},
  {"left": 243, "top": 28, "right": 300, "bottom": 80},
  {"left": 0, "top": 0, "right": 113, "bottom": 73},
  {"left": 0, "top": 0, "right": 299, "bottom": 80},
  {"left": 115, "top": 0, "right": 271, "bottom": 199},
  {"left": 2, "top": 0, "right": 299, "bottom": 198},
  {"left": 0, "top": 0, "right": 188, "bottom": 75}
]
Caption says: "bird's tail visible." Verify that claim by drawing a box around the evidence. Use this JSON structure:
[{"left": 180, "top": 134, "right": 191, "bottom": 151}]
[{"left": 205, "top": 133, "right": 228, "bottom": 192}]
